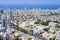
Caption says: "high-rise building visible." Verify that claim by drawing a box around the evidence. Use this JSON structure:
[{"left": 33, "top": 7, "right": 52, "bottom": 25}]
[
  {"left": 0, "top": 9, "right": 4, "bottom": 13},
  {"left": 0, "top": 9, "right": 4, "bottom": 27},
  {"left": 1, "top": 14, "right": 7, "bottom": 27}
]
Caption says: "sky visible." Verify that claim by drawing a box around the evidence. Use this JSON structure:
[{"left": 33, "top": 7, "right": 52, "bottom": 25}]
[{"left": 0, "top": 0, "right": 60, "bottom": 5}]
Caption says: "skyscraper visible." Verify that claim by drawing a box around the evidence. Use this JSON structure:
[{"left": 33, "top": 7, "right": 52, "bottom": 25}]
[{"left": 1, "top": 14, "right": 7, "bottom": 27}]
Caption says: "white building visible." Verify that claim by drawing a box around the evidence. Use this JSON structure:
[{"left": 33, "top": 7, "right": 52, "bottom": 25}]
[{"left": 56, "top": 31, "right": 60, "bottom": 40}]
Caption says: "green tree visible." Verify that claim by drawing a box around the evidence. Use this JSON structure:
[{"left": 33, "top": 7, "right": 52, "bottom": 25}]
[
  {"left": 0, "top": 36, "right": 3, "bottom": 40},
  {"left": 49, "top": 37, "right": 55, "bottom": 40},
  {"left": 20, "top": 28, "right": 27, "bottom": 34},
  {"left": 14, "top": 36, "right": 18, "bottom": 40},
  {"left": 44, "top": 28, "right": 50, "bottom": 32},
  {"left": 28, "top": 38, "right": 32, "bottom": 40},
  {"left": 56, "top": 25, "right": 60, "bottom": 28},
  {"left": 29, "top": 30, "right": 33, "bottom": 35}
]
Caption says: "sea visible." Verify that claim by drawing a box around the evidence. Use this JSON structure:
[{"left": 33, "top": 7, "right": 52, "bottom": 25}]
[{"left": 0, "top": 5, "right": 60, "bottom": 10}]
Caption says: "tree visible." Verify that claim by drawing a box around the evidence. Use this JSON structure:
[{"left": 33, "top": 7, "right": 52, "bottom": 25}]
[
  {"left": 0, "top": 36, "right": 3, "bottom": 40},
  {"left": 56, "top": 25, "right": 60, "bottom": 28},
  {"left": 41, "top": 20, "right": 51, "bottom": 26},
  {"left": 14, "top": 36, "right": 18, "bottom": 40},
  {"left": 44, "top": 28, "right": 50, "bottom": 32},
  {"left": 49, "top": 37, "right": 55, "bottom": 40},
  {"left": 30, "top": 30, "right": 33, "bottom": 33},
  {"left": 34, "top": 19, "right": 41, "bottom": 24},
  {"left": 20, "top": 28, "right": 27, "bottom": 34},
  {"left": 53, "top": 21, "right": 60, "bottom": 24},
  {"left": 34, "top": 21, "right": 39, "bottom": 24},
  {"left": 29, "top": 30, "right": 33, "bottom": 35},
  {"left": 28, "top": 38, "right": 32, "bottom": 40}
]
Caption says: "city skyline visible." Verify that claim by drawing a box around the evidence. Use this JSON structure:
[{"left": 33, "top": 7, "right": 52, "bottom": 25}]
[{"left": 0, "top": 0, "right": 60, "bottom": 40}]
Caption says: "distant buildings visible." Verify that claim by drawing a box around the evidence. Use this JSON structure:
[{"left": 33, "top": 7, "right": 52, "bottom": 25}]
[{"left": 0, "top": 8, "right": 60, "bottom": 40}]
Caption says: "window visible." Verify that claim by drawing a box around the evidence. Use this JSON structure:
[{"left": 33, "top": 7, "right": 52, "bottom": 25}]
[{"left": 0, "top": 15, "right": 1, "bottom": 20}]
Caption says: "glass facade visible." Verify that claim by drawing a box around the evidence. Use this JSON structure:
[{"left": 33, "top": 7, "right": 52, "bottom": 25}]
[
  {"left": 0, "top": 15, "right": 1, "bottom": 20},
  {"left": 3, "top": 19, "right": 6, "bottom": 27}
]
